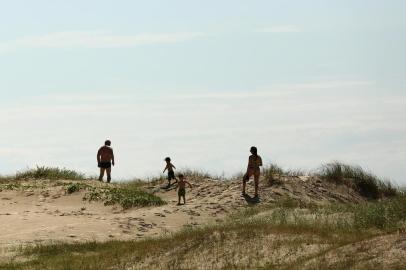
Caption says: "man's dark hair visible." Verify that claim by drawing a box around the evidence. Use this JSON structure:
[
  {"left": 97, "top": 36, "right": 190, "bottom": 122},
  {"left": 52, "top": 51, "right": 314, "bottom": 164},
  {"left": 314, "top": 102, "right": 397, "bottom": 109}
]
[
  {"left": 105, "top": 140, "right": 111, "bottom": 146},
  {"left": 178, "top": 174, "right": 184, "bottom": 178},
  {"left": 165, "top": 157, "right": 171, "bottom": 162},
  {"left": 250, "top": 146, "right": 258, "bottom": 156}
]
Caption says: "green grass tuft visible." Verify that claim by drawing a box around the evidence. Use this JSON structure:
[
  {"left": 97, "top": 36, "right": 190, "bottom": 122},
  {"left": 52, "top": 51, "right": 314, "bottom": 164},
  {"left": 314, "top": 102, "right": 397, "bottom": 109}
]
[
  {"left": 84, "top": 185, "right": 166, "bottom": 209},
  {"left": 318, "top": 162, "right": 398, "bottom": 199},
  {"left": 263, "top": 163, "right": 305, "bottom": 185},
  {"left": 65, "top": 182, "right": 89, "bottom": 194},
  {"left": 15, "top": 166, "right": 87, "bottom": 181},
  {"left": 352, "top": 194, "right": 406, "bottom": 230}
]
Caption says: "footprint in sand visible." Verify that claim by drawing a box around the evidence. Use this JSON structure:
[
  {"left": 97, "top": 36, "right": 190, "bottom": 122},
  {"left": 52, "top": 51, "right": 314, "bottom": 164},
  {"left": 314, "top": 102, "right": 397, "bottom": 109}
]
[
  {"left": 185, "top": 210, "right": 200, "bottom": 216},
  {"left": 25, "top": 192, "right": 35, "bottom": 197}
]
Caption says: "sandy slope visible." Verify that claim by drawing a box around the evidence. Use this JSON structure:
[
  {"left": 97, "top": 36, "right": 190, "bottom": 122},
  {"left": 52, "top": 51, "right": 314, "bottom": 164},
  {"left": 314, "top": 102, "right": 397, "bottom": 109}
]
[{"left": 0, "top": 176, "right": 364, "bottom": 261}]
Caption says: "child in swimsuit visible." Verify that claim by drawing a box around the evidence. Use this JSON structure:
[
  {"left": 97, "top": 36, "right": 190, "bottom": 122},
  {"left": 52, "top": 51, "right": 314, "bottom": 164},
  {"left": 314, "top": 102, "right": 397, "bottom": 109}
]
[
  {"left": 163, "top": 157, "right": 177, "bottom": 187},
  {"left": 176, "top": 174, "right": 192, "bottom": 205}
]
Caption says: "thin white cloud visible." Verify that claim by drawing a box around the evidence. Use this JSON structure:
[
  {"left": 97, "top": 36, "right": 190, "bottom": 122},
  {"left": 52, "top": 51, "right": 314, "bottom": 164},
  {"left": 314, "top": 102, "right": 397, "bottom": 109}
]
[
  {"left": 0, "top": 31, "right": 204, "bottom": 52},
  {"left": 255, "top": 25, "right": 302, "bottom": 33},
  {"left": 173, "top": 80, "right": 375, "bottom": 100},
  {"left": 1, "top": 80, "right": 405, "bottom": 184}
]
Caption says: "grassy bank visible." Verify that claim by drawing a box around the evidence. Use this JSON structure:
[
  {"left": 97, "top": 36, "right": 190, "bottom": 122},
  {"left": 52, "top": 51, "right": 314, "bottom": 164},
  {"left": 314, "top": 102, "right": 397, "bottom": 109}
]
[
  {"left": 0, "top": 167, "right": 165, "bottom": 209},
  {"left": 0, "top": 164, "right": 403, "bottom": 269},
  {"left": 317, "top": 162, "right": 398, "bottom": 198}
]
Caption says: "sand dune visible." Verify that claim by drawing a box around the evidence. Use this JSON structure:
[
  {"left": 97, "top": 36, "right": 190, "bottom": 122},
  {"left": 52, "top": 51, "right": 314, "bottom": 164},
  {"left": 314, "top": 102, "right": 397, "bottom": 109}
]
[{"left": 0, "top": 176, "right": 363, "bottom": 252}]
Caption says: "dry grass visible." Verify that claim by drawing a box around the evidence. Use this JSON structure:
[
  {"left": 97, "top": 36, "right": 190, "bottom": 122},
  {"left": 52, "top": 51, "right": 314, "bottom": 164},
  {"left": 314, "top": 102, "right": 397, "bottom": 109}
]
[
  {"left": 0, "top": 165, "right": 403, "bottom": 269},
  {"left": 263, "top": 164, "right": 306, "bottom": 186},
  {"left": 2, "top": 194, "right": 405, "bottom": 270}
]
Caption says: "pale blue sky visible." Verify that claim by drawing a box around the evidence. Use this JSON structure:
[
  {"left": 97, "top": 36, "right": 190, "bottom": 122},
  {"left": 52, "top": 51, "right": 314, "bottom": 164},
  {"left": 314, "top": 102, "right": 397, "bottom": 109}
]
[{"left": 0, "top": 1, "right": 405, "bottom": 184}]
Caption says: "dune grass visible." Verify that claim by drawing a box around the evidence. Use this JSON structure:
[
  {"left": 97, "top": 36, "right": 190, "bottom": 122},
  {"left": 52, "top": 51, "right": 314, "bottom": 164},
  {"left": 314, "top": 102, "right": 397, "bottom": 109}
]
[
  {"left": 83, "top": 185, "right": 166, "bottom": 209},
  {"left": 262, "top": 163, "right": 306, "bottom": 186},
  {"left": 9, "top": 166, "right": 87, "bottom": 181},
  {"left": 0, "top": 164, "right": 403, "bottom": 268},
  {"left": 60, "top": 181, "right": 166, "bottom": 209},
  {"left": 317, "top": 162, "right": 398, "bottom": 199}
]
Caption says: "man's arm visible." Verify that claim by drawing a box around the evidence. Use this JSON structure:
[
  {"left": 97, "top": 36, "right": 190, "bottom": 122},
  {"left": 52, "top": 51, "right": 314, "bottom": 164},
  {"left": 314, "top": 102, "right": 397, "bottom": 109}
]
[
  {"left": 171, "top": 163, "right": 176, "bottom": 170},
  {"left": 185, "top": 181, "right": 192, "bottom": 188},
  {"left": 97, "top": 149, "right": 101, "bottom": 163},
  {"left": 163, "top": 165, "right": 167, "bottom": 173},
  {"left": 111, "top": 149, "right": 115, "bottom": 166}
]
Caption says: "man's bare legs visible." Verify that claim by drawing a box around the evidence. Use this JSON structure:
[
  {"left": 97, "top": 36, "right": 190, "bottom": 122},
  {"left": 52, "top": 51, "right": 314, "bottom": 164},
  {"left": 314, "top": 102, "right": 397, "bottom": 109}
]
[
  {"left": 99, "top": 168, "right": 106, "bottom": 181},
  {"left": 99, "top": 168, "right": 111, "bottom": 182},
  {"left": 106, "top": 168, "right": 112, "bottom": 183}
]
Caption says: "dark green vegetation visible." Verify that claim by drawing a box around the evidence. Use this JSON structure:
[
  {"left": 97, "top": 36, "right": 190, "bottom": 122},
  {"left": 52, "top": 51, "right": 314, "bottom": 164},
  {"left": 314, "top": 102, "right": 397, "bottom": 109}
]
[
  {"left": 1, "top": 195, "right": 405, "bottom": 270},
  {"left": 61, "top": 181, "right": 165, "bottom": 209},
  {"left": 16, "top": 166, "right": 87, "bottom": 180},
  {"left": 318, "top": 162, "right": 398, "bottom": 199},
  {"left": 0, "top": 169, "right": 165, "bottom": 210},
  {"left": 83, "top": 185, "right": 165, "bottom": 209},
  {"left": 0, "top": 166, "right": 87, "bottom": 181}
]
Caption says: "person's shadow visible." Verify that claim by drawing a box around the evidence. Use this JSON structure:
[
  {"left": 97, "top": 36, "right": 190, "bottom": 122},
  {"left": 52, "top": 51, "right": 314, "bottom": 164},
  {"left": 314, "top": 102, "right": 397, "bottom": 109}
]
[
  {"left": 161, "top": 182, "right": 177, "bottom": 191},
  {"left": 243, "top": 194, "right": 260, "bottom": 205}
]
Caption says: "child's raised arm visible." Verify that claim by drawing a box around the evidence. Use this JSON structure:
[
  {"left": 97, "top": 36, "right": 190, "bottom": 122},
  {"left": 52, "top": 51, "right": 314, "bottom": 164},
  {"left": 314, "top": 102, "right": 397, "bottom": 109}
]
[{"left": 185, "top": 180, "right": 193, "bottom": 188}]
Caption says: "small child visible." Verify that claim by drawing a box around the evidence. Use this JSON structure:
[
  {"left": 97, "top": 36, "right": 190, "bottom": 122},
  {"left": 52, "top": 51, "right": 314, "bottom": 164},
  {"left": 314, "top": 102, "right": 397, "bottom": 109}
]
[
  {"left": 163, "top": 157, "right": 177, "bottom": 187},
  {"left": 176, "top": 174, "right": 192, "bottom": 205}
]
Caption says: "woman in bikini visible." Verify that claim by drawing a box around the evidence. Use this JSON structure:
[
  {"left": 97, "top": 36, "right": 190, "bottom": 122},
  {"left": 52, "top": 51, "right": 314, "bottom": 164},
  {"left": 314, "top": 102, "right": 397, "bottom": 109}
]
[{"left": 242, "top": 146, "right": 263, "bottom": 197}]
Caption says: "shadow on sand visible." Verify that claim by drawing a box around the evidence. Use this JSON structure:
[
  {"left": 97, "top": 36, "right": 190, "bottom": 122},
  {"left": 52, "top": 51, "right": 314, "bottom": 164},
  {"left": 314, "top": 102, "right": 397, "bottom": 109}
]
[
  {"left": 243, "top": 194, "right": 260, "bottom": 205},
  {"left": 161, "top": 182, "right": 178, "bottom": 191}
]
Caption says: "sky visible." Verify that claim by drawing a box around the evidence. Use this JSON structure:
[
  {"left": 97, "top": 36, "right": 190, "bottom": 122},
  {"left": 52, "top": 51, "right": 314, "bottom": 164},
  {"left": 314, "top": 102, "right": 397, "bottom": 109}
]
[{"left": 0, "top": 1, "right": 405, "bottom": 185}]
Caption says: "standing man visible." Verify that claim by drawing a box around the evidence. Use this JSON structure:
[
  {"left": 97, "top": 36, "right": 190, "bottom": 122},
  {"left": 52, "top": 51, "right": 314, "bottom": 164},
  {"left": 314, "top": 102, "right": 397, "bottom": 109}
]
[{"left": 97, "top": 140, "right": 115, "bottom": 183}]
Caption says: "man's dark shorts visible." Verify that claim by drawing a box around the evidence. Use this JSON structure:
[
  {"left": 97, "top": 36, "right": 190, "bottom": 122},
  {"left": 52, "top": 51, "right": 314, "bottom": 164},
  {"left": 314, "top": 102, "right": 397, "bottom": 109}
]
[
  {"left": 98, "top": 162, "right": 112, "bottom": 169},
  {"left": 168, "top": 171, "right": 175, "bottom": 180}
]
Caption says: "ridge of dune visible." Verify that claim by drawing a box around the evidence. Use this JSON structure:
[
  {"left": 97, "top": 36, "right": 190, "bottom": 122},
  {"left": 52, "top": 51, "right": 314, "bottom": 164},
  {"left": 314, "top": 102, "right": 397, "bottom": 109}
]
[{"left": 0, "top": 176, "right": 363, "bottom": 253}]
